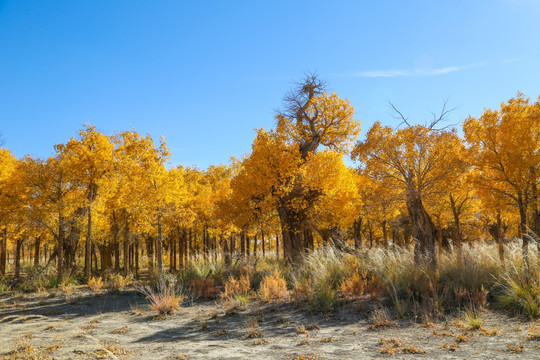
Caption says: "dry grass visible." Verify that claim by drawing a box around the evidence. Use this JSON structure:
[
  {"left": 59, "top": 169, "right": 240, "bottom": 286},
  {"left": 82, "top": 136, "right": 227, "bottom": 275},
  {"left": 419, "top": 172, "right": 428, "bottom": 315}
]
[
  {"left": 259, "top": 270, "right": 289, "bottom": 303},
  {"left": 369, "top": 308, "right": 398, "bottom": 330},
  {"left": 245, "top": 329, "right": 263, "bottom": 339},
  {"left": 527, "top": 321, "right": 540, "bottom": 340},
  {"left": 88, "top": 276, "right": 104, "bottom": 293},
  {"left": 340, "top": 272, "right": 365, "bottom": 300},
  {"left": 221, "top": 274, "right": 250, "bottom": 299},
  {"left": 107, "top": 273, "right": 132, "bottom": 291},
  {"left": 138, "top": 278, "right": 184, "bottom": 315},
  {"left": 189, "top": 277, "right": 218, "bottom": 299},
  {"left": 377, "top": 338, "right": 426, "bottom": 355},
  {"left": 3, "top": 332, "right": 61, "bottom": 360}
]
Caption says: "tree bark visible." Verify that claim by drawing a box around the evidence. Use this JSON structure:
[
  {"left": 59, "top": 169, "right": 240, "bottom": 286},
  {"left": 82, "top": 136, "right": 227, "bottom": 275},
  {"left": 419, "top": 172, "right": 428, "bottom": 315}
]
[
  {"left": 146, "top": 236, "right": 154, "bottom": 273},
  {"left": 518, "top": 194, "right": 529, "bottom": 280},
  {"left": 15, "top": 239, "right": 22, "bottom": 279},
  {"left": 134, "top": 237, "right": 139, "bottom": 279},
  {"left": 240, "top": 231, "right": 246, "bottom": 257},
  {"left": 261, "top": 230, "right": 265, "bottom": 256},
  {"left": 156, "top": 213, "right": 164, "bottom": 278},
  {"left": 85, "top": 206, "right": 92, "bottom": 281},
  {"left": 278, "top": 206, "right": 305, "bottom": 264},
  {"left": 99, "top": 243, "right": 113, "bottom": 272},
  {"left": 406, "top": 191, "right": 437, "bottom": 269},
  {"left": 34, "top": 237, "right": 41, "bottom": 268},
  {"left": 57, "top": 215, "right": 65, "bottom": 280},
  {"left": 223, "top": 234, "right": 231, "bottom": 266},
  {"left": 1, "top": 227, "right": 7, "bottom": 276}
]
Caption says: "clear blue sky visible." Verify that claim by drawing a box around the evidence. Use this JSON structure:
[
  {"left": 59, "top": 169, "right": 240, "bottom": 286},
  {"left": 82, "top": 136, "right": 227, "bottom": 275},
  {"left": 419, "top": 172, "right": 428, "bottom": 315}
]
[{"left": 1, "top": 0, "right": 539, "bottom": 169}]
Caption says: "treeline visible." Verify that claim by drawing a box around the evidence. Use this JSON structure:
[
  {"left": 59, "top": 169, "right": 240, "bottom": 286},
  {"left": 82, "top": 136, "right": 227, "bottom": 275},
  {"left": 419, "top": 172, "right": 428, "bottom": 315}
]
[{"left": 0, "top": 76, "right": 539, "bottom": 282}]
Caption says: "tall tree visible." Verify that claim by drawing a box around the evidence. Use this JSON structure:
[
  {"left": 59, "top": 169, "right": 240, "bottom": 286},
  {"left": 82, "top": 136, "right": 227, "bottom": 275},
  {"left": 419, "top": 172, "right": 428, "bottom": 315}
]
[
  {"left": 272, "top": 75, "right": 360, "bottom": 262},
  {"left": 463, "top": 93, "right": 540, "bottom": 277},
  {"left": 353, "top": 115, "right": 465, "bottom": 268},
  {"left": 59, "top": 125, "right": 114, "bottom": 280}
]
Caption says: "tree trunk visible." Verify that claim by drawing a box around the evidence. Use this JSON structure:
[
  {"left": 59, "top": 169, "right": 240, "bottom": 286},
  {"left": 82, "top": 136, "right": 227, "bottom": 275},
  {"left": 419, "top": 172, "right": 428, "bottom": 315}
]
[
  {"left": 188, "top": 228, "right": 194, "bottom": 261},
  {"left": 304, "top": 228, "right": 314, "bottom": 250},
  {"left": 406, "top": 191, "right": 437, "bottom": 269},
  {"left": 169, "top": 238, "right": 175, "bottom": 271},
  {"left": 92, "top": 244, "right": 98, "bottom": 273},
  {"left": 99, "top": 244, "right": 113, "bottom": 272},
  {"left": 275, "top": 234, "right": 279, "bottom": 260},
  {"left": 1, "top": 227, "right": 7, "bottom": 276},
  {"left": 85, "top": 205, "right": 93, "bottom": 281},
  {"left": 246, "top": 233, "right": 250, "bottom": 257},
  {"left": 489, "top": 212, "right": 505, "bottom": 266},
  {"left": 253, "top": 235, "right": 258, "bottom": 257},
  {"left": 353, "top": 218, "right": 362, "bottom": 250},
  {"left": 240, "top": 231, "right": 246, "bottom": 257},
  {"left": 134, "top": 237, "right": 139, "bottom": 279},
  {"left": 15, "top": 239, "right": 22, "bottom": 279},
  {"left": 34, "top": 237, "right": 41, "bottom": 268},
  {"left": 223, "top": 234, "right": 231, "bottom": 266},
  {"left": 449, "top": 195, "right": 464, "bottom": 263},
  {"left": 278, "top": 206, "right": 305, "bottom": 264},
  {"left": 381, "top": 220, "right": 388, "bottom": 248},
  {"left": 518, "top": 195, "right": 529, "bottom": 280},
  {"left": 146, "top": 236, "right": 154, "bottom": 273},
  {"left": 330, "top": 227, "right": 350, "bottom": 252},
  {"left": 202, "top": 225, "right": 207, "bottom": 261},
  {"left": 261, "top": 230, "right": 265, "bottom": 256},
  {"left": 57, "top": 215, "right": 65, "bottom": 280},
  {"left": 156, "top": 213, "right": 164, "bottom": 278}
]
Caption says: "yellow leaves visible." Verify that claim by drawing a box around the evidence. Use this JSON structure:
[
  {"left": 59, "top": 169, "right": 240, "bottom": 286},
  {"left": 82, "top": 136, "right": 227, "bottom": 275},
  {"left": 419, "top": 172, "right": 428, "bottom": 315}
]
[
  {"left": 354, "top": 122, "right": 464, "bottom": 199},
  {"left": 276, "top": 92, "right": 360, "bottom": 155},
  {"left": 302, "top": 150, "right": 361, "bottom": 227}
]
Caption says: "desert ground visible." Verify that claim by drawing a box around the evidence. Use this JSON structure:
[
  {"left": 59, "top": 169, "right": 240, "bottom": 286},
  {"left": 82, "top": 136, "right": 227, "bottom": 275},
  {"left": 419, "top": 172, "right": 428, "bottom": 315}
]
[{"left": 1, "top": 286, "right": 539, "bottom": 360}]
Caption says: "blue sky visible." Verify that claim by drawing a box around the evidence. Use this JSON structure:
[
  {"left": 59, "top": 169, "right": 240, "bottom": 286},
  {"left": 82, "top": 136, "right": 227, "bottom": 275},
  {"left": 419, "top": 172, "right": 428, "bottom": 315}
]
[{"left": 1, "top": 0, "right": 539, "bottom": 169}]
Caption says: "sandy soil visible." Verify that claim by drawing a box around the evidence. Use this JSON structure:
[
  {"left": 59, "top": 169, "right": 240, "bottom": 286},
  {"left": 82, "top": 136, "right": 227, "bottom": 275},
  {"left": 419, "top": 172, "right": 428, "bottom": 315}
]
[{"left": 0, "top": 288, "right": 539, "bottom": 359}]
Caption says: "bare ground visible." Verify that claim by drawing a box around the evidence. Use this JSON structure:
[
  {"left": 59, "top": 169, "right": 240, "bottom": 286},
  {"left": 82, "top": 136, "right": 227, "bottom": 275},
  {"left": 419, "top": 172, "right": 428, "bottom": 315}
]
[{"left": 0, "top": 288, "right": 539, "bottom": 359}]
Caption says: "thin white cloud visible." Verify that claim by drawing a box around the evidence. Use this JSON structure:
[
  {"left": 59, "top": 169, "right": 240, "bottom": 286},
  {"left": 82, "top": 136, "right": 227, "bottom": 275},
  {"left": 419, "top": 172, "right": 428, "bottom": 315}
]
[
  {"left": 501, "top": 57, "right": 522, "bottom": 64},
  {"left": 342, "top": 62, "right": 486, "bottom": 78}
]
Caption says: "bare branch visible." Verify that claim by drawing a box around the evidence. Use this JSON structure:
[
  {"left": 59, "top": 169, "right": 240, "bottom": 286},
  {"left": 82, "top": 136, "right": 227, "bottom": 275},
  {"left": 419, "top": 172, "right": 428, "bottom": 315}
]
[
  {"left": 428, "top": 98, "right": 456, "bottom": 130},
  {"left": 388, "top": 101, "right": 411, "bottom": 128}
]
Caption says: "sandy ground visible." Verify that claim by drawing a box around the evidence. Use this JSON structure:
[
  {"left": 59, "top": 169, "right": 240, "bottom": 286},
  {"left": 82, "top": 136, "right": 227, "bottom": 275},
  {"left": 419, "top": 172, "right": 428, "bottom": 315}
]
[{"left": 0, "top": 288, "right": 539, "bottom": 359}]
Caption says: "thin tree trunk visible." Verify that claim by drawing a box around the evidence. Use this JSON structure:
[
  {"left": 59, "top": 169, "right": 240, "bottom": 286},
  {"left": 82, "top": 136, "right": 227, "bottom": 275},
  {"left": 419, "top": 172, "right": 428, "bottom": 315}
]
[
  {"left": 146, "top": 236, "right": 154, "bottom": 273},
  {"left": 223, "top": 234, "right": 231, "bottom": 266},
  {"left": 85, "top": 205, "right": 93, "bottom": 281},
  {"left": 15, "top": 239, "right": 22, "bottom": 279},
  {"left": 381, "top": 220, "right": 388, "bottom": 249},
  {"left": 188, "top": 228, "right": 193, "bottom": 261},
  {"left": 1, "top": 227, "right": 7, "bottom": 276},
  {"left": 275, "top": 234, "right": 279, "bottom": 260},
  {"left": 261, "top": 230, "right": 265, "bottom": 256},
  {"left": 240, "top": 231, "right": 246, "bottom": 257},
  {"left": 58, "top": 215, "right": 64, "bottom": 280},
  {"left": 156, "top": 213, "right": 164, "bottom": 278},
  {"left": 518, "top": 196, "right": 529, "bottom": 281},
  {"left": 134, "top": 237, "right": 139, "bottom": 279}
]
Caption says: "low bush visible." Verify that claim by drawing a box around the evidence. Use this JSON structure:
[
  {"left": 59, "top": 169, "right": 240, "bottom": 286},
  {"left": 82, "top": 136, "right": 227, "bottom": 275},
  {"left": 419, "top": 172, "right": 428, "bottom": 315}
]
[
  {"left": 138, "top": 278, "right": 184, "bottom": 315},
  {"left": 259, "top": 270, "right": 289, "bottom": 303}
]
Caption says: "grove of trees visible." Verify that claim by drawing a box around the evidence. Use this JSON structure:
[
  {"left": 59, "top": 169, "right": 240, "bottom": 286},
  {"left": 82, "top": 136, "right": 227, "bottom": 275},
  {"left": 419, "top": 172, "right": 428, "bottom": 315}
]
[{"left": 0, "top": 76, "right": 539, "bottom": 282}]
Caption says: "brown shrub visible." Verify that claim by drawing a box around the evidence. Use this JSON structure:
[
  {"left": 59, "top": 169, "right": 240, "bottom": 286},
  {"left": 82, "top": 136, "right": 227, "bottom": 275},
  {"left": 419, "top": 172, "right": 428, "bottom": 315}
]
[{"left": 259, "top": 270, "right": 289, "bottom": 303}]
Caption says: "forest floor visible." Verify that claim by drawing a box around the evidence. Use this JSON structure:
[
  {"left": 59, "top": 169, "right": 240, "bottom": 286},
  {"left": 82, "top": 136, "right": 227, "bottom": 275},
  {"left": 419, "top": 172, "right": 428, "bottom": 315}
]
[{"left": 0, "top": 287, "right": 539, "bottom": 360}]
